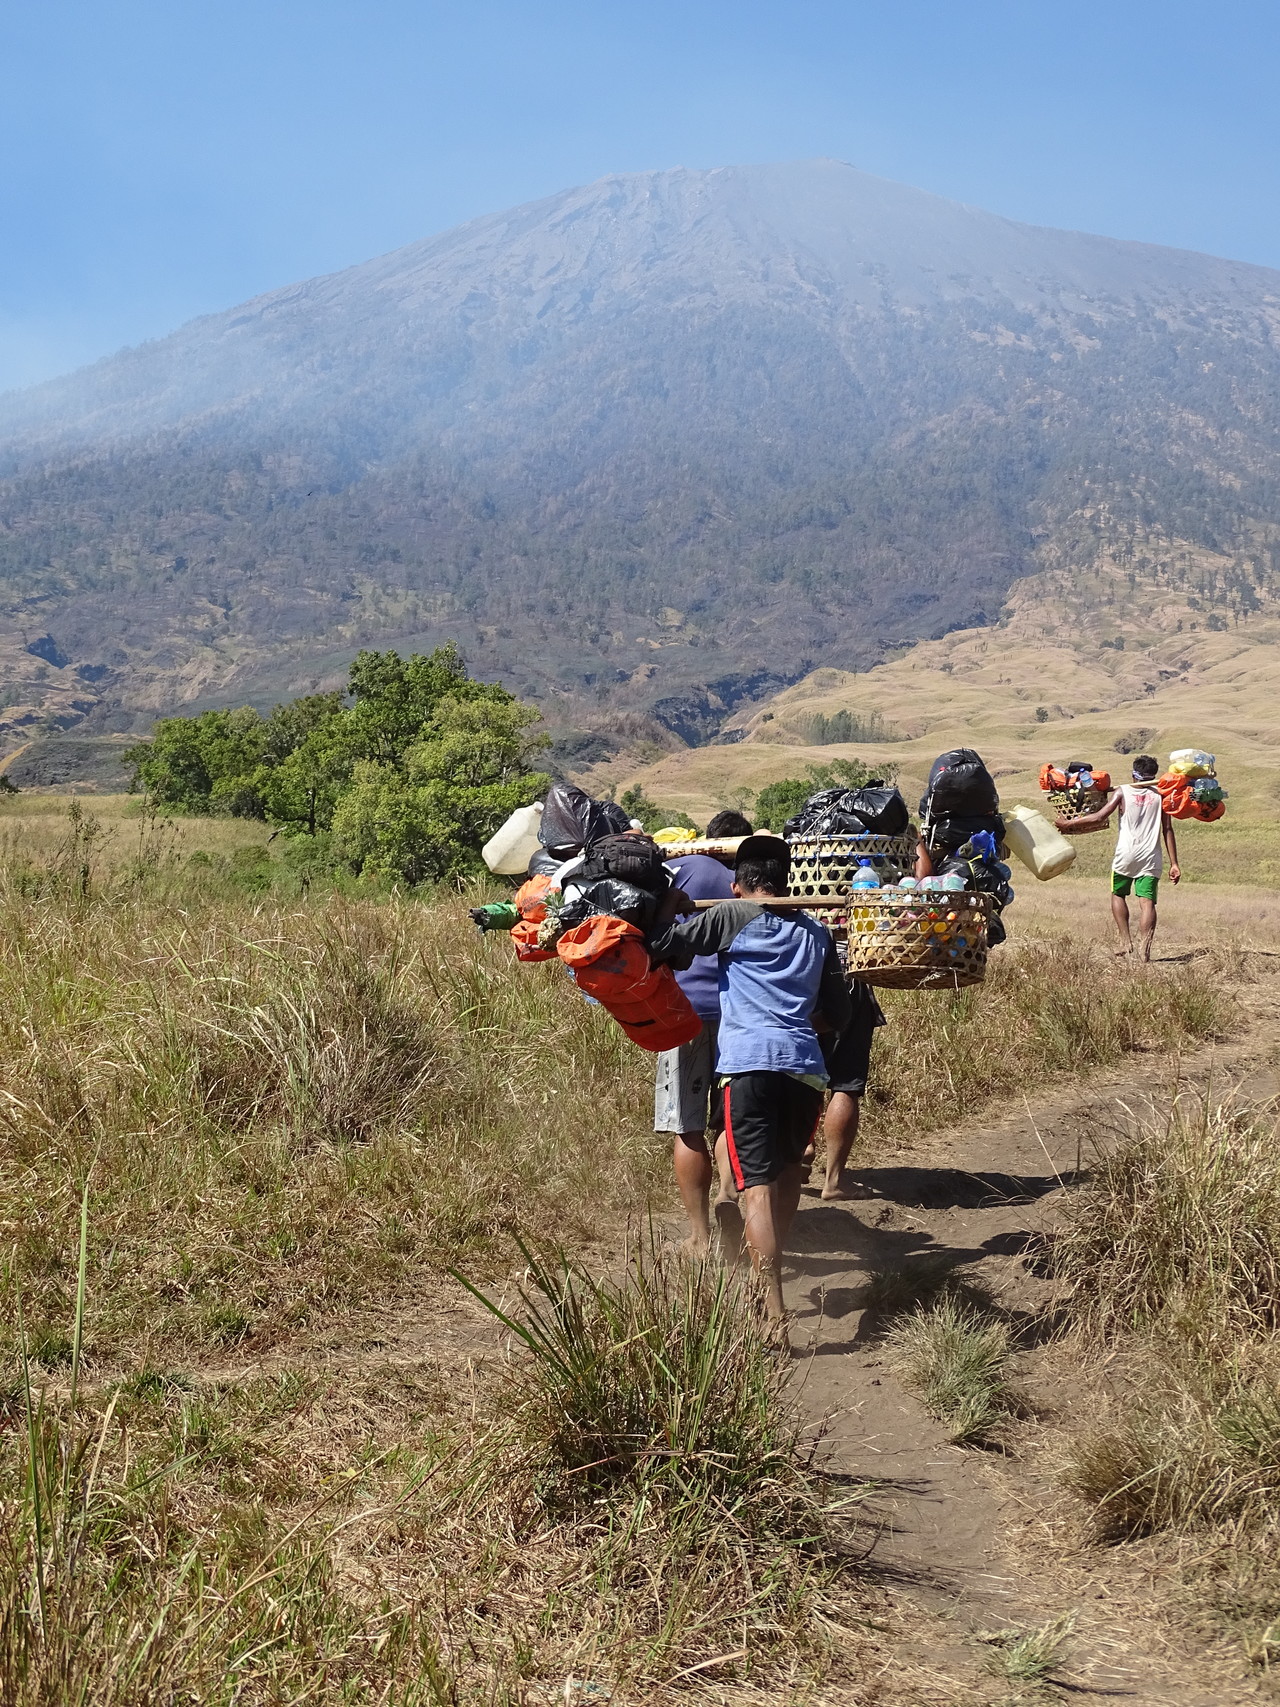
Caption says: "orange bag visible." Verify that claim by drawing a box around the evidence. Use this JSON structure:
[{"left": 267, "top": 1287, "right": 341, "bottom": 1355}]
[
  {"left": 557, "top": 916, "right": 701, "bottom": 1052},
  {"left": 1156, "top": 774, "right": 1194, "bottom": 820},
  {"left": 510, "top": 918, "right": 556, "bottom": 962},
  {"left": 514, "top": 873, "right": 554, "bottom": 923},
  {"left": 1039, "top": 763, "right": 1068, "bottom": 792},
  {"left": 1189, "top": 799, "right": 1226, "bottom": 823},
  {"left": 1090, "top": 771, "right": 1112, "bottom": 794},
  {"left": 508, "top": 874, "right": 559, "bottom": 961}
]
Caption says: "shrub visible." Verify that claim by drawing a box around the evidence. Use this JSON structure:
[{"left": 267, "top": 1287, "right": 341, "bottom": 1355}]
[{"left": 1054, "top": 1099, "right": 1280, "bottom": 1342}]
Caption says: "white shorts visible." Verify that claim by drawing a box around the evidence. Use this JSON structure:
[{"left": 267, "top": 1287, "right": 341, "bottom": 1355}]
[{"left": 654, "top": 1018, "right": 721, "bottom": 1136}]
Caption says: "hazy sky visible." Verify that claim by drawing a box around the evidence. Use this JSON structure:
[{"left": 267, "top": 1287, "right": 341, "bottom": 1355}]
[{"left": 2, "top": 0, "right": 1278, "bottom": 393}]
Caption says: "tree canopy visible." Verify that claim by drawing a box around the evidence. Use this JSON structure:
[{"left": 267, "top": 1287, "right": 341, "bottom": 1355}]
[{"left": 125, "top": 646, "right": 550, "bottom": 883}]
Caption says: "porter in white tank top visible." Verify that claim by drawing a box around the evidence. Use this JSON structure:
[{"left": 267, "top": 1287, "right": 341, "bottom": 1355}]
[{"left": 1112, "top": 784, "right": 1164, "bottom": 879}]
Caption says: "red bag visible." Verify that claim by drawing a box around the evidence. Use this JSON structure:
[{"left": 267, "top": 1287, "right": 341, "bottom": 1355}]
[
  {"left": 514, "top": 874, "right": 554, "bottom": 923},
  {"left": 1039, "top": 763, "right": 1068, "bottom": 792},
  {"left": 1156, "top": 774, "right": 1194, "bottom": 820},
  {"left": 508, "top": 872, "right": 559, "bottom": 961},
  {"left": 557, "top": 916, "right": 701, "bottom": 1052}
]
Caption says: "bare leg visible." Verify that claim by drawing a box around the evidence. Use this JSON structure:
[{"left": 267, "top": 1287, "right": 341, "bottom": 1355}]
[
  {"left": 1137, "top": 898, "right": 1157, "bottom": 961},
  {"left": 1111, "top": 892, "right": 1133, "bottom": 956},
  {"left": 738, "top": 1164, "right": 804, "bottom": 1326},
  {"left": 673, "top": 1133, "right": 712, "bottom": 1256},
  {"left": 712, "top": 1133, "right": 744, "bottom": 1265},
  {"left": 738, "top": 1182, "right": 786, "bottom": 1322},
  {"left": 821, "top": 1092, "right": 868, "bottom": 1200}
]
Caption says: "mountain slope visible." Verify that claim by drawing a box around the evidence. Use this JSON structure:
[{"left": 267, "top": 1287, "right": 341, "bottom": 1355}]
[{"left": 2, "top": 159, "right": 1280, "bottom": 751}]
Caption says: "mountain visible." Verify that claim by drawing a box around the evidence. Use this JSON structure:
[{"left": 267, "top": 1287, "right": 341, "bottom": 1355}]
[{"left": 2, "top": 159, "right": 1279, "bottom": 757}]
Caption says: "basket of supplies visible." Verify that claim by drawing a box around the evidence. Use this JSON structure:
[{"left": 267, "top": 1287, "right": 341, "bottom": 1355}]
[
  {"left": 843, "top": 890, "right": 993, "bottom": 990},
  {"left": 1046, "top": 786, "right": 1107, "bottom": 821},
  {"left": 786, "top": 832, "right": 919, "bottom": 898},
  {"left": 1040, "top": 763, "right": 1110, "bottom": 822}
]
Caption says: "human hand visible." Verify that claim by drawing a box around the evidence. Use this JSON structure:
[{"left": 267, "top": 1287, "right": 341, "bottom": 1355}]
[
  {"left": 654, "top": 885, "right": 695, "bottom": 925},
  {"left": 1169, "top": 863, "right": 1181, "bottom": 885}
]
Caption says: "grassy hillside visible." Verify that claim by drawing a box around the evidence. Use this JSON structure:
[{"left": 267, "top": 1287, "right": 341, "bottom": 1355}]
[{"left": 595, "top": 544, "right": 1278, "bottom": 887}]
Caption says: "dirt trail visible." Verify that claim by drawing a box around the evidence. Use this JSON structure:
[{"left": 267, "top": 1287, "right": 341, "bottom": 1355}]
[
  {"left": 781, "top": 962, "right": 1280, "bottom": 1704},
  {"left": 200, "top": 957, "right": 1280, "bottom": 1702}
]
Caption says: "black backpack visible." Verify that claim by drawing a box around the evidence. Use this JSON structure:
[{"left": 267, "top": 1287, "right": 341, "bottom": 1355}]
[
  {"left": 574, "top": 833, "right": 670, "bottom": 897},
  {"left": 919, "top": 749, "right": 999, "bottom": 821}
]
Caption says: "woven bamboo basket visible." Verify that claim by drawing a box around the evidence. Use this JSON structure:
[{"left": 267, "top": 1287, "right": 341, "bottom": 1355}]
[
  {"left": 1046, "top": 787, "right": 1107, "bottom": 821},
  {"left": 843, "top": 890, "right": 993, "bottom": 990},
  {"left": 786, "top": 832, "right": 919, "bottom": 898}
]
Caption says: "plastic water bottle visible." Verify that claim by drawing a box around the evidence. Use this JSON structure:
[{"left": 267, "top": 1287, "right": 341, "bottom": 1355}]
[{"left": 850, "top": 859, "right": 881, "bottom": 890}]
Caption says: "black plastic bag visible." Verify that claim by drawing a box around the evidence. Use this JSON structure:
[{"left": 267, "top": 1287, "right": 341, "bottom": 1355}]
[
  {"left": 784, "top": 783, "right": 909, "bottom": 840},
  {"left": 848, "top": 786, "right": 909, "bottom": 836},
  {"left": 919, "top": 749, "right": 999, "bottom": 821},
  {"left": 538, "top": 782, "right": 630, "bottom": 857},
  {"left": 557, "top": 877, "right": 657, "bottom": 932},
  {"left": 923, "top": 811, "right": 1005, "bottom": 856},
  {"left": 526, "top": 846, "right": 564, "bottom": 879}
]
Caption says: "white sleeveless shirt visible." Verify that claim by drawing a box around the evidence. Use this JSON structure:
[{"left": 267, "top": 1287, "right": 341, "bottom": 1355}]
[{"left": 1113, "top": 784, "right": 1164, "bottom": 878}]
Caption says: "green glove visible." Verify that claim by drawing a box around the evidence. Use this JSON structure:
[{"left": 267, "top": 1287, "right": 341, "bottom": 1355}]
[{"left": 469, "top": 903, "right": 520, "bottom": 933}]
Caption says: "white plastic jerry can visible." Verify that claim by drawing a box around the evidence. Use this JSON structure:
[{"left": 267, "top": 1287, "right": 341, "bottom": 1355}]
[
  {"left": 1005, "top": 803, "right": 1077, "bottom": 881},
  {"left": 482, "top": 803, "right": 545, "bottom": 875}
]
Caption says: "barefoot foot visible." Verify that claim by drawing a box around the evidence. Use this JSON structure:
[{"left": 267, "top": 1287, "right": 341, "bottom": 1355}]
[
  {"left": 821, "top": 1171, "right": 878, "bottom": 1202},
  {"left": 714, "top": 1197, "right": 745, "bottom": 1267}
]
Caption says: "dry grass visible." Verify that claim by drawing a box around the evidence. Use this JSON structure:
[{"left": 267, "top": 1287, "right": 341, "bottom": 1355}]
[
  {"left": 0, "top": 1235, "right": 875, "bottom": 1704},
  {"left": 0, "top": 875, "right": 658, "bottom": 1367},
  {"left": 886, "top": 1296, "right": 1026, "bottom": 1447},
  {"left": 1057, "top": 1100, "right": 1280, "bottom": 1659},
  {"left": 864, "top": 938, "right": 1231, "bottom": 1144},
  {"left": 1055, "top": 1097, "right": 1280, "bottom": 1345}
]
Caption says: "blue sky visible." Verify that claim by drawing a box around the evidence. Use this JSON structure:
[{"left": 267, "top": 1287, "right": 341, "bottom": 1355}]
[{"left": 2, "top": 0, "right": 1278, "bottom": 392}]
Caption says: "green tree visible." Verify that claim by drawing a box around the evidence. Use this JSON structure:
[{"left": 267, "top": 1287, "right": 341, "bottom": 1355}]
[
  {"left": 125, "top": 707, "right": 266, "bottom": 815},
  {"left": 330, "top": 694, "right": 550, "bottom": 884},
  {"left": 254, "top": 693, "right": 351, "bottom": 835},
  {"left": 618, "top": 784, "right": 697, "bottom": 834},
  {"left": 346, "top": 644, "right": 485, "bottom": 769}
]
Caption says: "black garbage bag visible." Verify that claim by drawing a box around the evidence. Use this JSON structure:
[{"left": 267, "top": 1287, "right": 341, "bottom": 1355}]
[
  {"left": 923, "top": 811, "right": 1005, "bottom": 856},
  {"left": 919, "top": 749, "right": 1000, "bottom": 821},
  {"left": 538, "top": 782, "right": 630, "bottom": 857},
  {"left": 526, "top": 846, "right": 565, "bottom": 879},
  {"left": 784, "top": 783, "right": 910, "bottom": 839},
  {"left": 557, "top": 877, "right": 657, "bottom": 932},
  {"left": 848, "top": 785, "right": 910, "bottom": 836}
]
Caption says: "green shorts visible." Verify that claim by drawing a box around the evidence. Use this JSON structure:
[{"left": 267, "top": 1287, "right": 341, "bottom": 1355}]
[{"left": 1112, "top": 871, "right": 1159, "bottom": 901}]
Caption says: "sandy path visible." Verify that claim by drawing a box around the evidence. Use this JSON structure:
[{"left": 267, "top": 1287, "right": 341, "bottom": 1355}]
[{"left": 781, "top": 962, "right": 1280, "bottom": 1703}]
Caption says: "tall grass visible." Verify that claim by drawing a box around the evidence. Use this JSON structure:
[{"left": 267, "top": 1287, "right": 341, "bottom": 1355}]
[
  {"left": 1055, "top": 1097, "right": 1280, "bottom": 1343},
  {"left": 0, "top": 884, "right": 657, "bottom": 1362},
  {"left": 1058, "top": 1100, "right": 1280, "bottom": 1654},
  {"left": 1, "top": 1238, "right": 868, "bottom": 1702},
  {"left": 867, "top": 937, "right": 1231, "bottom": 1140}
]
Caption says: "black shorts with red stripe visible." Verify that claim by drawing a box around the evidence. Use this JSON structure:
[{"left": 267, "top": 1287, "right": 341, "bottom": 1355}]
[{"left": 722, "top": 1071, "right": 824, "bottom": 1190}]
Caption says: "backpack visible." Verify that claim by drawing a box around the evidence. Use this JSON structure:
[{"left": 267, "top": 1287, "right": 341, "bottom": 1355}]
[
  {"left": 919, "top": 749, "right": 1000, "bottom": 821},
  {"left": 574, "top": 833, "right": 670, "bottom": 897}
]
